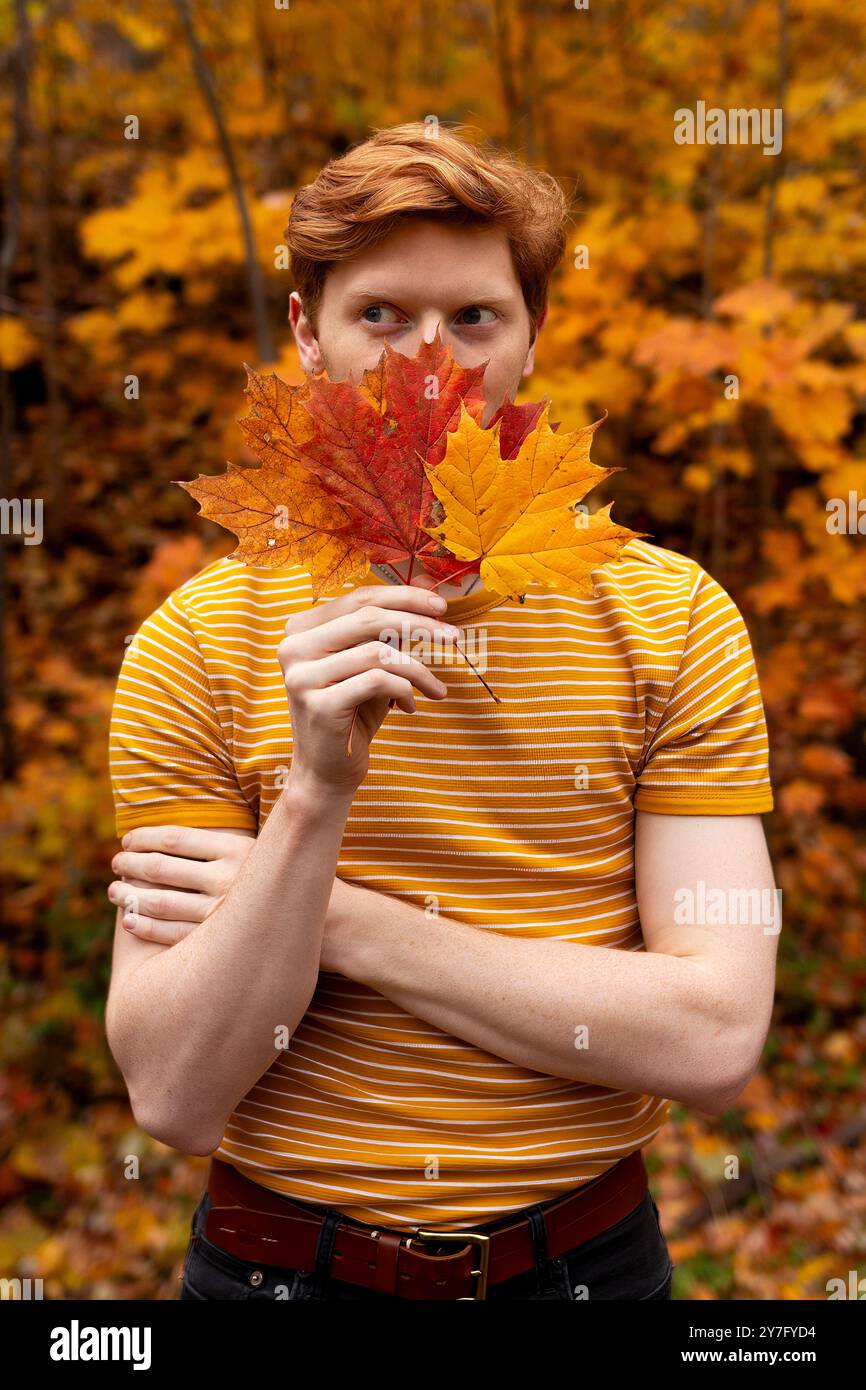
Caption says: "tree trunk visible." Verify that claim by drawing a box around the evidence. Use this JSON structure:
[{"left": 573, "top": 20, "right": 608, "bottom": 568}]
[{"left": 174, "top": 0, "right": 275, "bottom": 364}]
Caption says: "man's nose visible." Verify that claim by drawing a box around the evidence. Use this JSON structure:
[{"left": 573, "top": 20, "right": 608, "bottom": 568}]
[{"left": 418, "top": 315, "right": 444, "bottom": 347}]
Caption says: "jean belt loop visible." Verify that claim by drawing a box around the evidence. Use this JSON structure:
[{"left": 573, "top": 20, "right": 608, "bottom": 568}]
[
  {"left": 524, "top": 1204, "right": 552, "bottom": 1296},
  {"left": 194, "top": 1191, "right": 210, "bottom": 1241},
  {"left": 310, "top": 1209, "right": 342, "bottom": 1297}
]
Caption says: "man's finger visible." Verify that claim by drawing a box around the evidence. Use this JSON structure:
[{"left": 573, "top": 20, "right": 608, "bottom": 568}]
[
  {"left": 283, "top": 583, "right": 448, "bottom": 637},
  {"left": 282, "top": 607, "right": 458, "bottom": 669},
  {"left": 119, "top": 824, "right": 254, "bottom": 857},
  {"left": 111, "top": 849, "right": 211, "bottom": 890},
  {"left": 121, "top": 913, "right": 196, "bottom": 946},
  {"left": 293, "top": 641, "right": 449, "bottom": 702},
  {"left": 108, "top": 880, "right": 213, "bottom": 923}
]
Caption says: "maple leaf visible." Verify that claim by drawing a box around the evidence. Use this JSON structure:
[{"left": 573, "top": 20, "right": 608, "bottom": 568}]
[
  {"left": 177, "top": 335, "right": 642, "bottom": 615},
  {"left": 179, "top": 333, "right": 487, "bottom": 595},
  {"left": 177, "top": 459, "right": 370, "bottom": 592},
  {"left": 235, "top": 364, "right": 316, "bottom": 468},
  {"left": 297, "top": 331, "right": 484, "bottom": 585},
  {"left": 486, "top": 397, "right": 557, "bottom": 459},
  {"left": 177, "top": 364, "right": 371, "bottom": 592},
  {"left": 358, "top": 330, "right": 486, "bottom": 467},
  {"left": 421, "top": 402, "right": 643, "bottom": 601}
]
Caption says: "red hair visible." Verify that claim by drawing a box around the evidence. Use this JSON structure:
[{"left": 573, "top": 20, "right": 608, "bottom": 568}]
[{"left": 285, "top": 121, "right": 571, "bottom": 339}]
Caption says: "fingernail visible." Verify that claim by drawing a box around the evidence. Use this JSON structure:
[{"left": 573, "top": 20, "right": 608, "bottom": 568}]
[
  {"left": 123, "top": 913, "right": 138, "bottom": 929},
  {"left": 429, "top": 595, "right": 447, "bottom": 611},
  {"left": 121, "top": 833, "right": 131, "bottom": 847}
]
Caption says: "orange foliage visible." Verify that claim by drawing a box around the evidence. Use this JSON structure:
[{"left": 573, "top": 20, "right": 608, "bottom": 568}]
[{"left": 1, "top": 0, "right": 864, "bottom": 1301}]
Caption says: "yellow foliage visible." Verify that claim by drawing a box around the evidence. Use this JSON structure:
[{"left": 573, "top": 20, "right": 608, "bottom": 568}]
[
  {"left": 422, "top": 405, "right": 640, "bottom": 601},
  {"left": 0, "top": 317, "right": 39, "bottom": 369}
]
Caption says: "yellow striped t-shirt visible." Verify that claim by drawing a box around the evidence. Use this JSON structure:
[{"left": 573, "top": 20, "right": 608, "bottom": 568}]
[{"left": 108, "top": 536, "right": 774, "bottom": 1230}]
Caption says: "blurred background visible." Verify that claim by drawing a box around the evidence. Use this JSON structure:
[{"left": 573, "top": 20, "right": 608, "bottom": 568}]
[{"left": 1, "top": 0, "right": 864, "bottom": 1299}]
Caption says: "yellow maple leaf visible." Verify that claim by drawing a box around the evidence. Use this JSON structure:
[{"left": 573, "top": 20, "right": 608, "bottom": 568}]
[{"left": 420, "top": 403, "right": 643, "bottom": 601}]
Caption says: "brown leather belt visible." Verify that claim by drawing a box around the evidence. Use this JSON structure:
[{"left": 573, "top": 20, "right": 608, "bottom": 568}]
[{"left": 203, "top": 1150, "right": 648, "bottom": 1300}]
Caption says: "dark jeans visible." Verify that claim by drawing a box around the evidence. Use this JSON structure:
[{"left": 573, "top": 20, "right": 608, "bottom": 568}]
[{"left": 179, "top": 1184, "right": 674, "bottom": 1301}]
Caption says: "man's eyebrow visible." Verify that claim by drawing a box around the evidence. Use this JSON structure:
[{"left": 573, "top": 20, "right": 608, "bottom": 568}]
[{"left": 343, "top": 285, "right": 517, "bottom": 307}]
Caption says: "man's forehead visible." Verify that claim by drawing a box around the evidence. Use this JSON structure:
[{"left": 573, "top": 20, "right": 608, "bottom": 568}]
[{"left": 326, "top": 221, "right": 519, "bottom": 298}]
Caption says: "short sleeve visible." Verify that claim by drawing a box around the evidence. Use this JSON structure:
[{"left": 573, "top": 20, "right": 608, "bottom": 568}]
[
  {"left": 108, "top": 590, "right": 258, "bottom": 837},
  {"left": 633, "top": 569, "right": 774, "bottom": 816}
]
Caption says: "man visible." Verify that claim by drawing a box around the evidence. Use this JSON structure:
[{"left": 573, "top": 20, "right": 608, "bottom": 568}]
[{"left": 106, "top": 121, "right": 778, "bottom": 1301}]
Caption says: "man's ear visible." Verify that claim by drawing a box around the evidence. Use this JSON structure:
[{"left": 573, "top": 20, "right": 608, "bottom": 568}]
[
  {"left": 289, "top": 291, "right": 325, "bottom": 375},
  {"left": 522, "top": 304, "right": 546, "bottom": 379}
]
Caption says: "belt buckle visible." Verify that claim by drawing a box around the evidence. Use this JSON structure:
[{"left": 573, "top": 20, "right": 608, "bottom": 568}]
[{"left": 414, "top": 1228, "right": 491, "bottom": 1300}]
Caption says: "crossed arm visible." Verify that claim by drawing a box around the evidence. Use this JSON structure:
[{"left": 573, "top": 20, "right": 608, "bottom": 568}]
[
  {"left": 328, "top": 808, "right": 778, "bottom": 1110},
  {"left": 106, "top": 794, "right": 778, "bottom": 1153}
]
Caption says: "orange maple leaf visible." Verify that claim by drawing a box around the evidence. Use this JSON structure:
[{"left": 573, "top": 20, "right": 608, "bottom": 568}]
[{"left": 178, "top": 332, "right": 484, "bottom": 595}]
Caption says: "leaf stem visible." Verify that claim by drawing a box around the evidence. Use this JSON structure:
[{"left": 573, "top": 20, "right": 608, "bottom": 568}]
[{"left": 452, "top": 640, "right": 500, "bottom": 703}]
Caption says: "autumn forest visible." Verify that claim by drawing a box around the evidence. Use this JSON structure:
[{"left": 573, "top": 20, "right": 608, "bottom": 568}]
[{"left": 1, "top": 0, "right": 865, "bottom": 1300}]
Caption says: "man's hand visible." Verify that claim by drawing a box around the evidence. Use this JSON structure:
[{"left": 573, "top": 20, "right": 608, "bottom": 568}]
[
  {"left": 278, "top": 584, "right": 458, "bottom": 792},
  {"left": 107, "top": 822, "right": 363, "bottom": 968},
  {"left": 108, "top": 825, "right": 254, "bottom": 943}
]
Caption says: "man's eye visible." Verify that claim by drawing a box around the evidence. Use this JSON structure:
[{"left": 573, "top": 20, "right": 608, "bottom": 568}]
[
  {"left": 456, "top": 306, "right": 497, "bottom": 326},
  {"left": 362, "top": 305, "right": 401, "bottom": 324}
]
